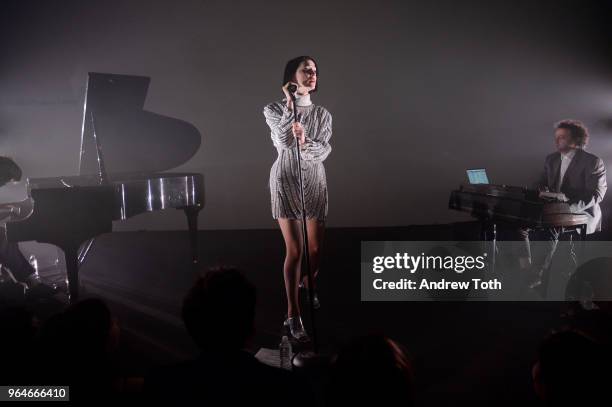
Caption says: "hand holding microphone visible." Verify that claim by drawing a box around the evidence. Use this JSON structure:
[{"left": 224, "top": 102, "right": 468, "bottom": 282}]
[
  {"left": 281, "top": 82, "right": 305, "bottom": 144},
  {"left": 282, "top": 81, "right": 298, "bottom": 110}
]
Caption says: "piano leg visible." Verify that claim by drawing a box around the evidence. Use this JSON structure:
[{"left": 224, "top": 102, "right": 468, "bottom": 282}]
[
  {"left": 63, "top": 245, "right": 80, "bottom": 302},
  {"left": 490, "top": 223, "right": 497, "bottom": 272},
  {"left": 579, "top": 223, "right": 587, "bottom": 265},
  {"left": 480, "top": 222, "right": 497, "bottom": 273},
  {"left": 184, "top": 205, "right": 202, "bottom": 274}
]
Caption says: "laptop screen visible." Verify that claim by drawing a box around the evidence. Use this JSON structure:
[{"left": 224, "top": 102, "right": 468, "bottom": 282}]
[{"left": 466, "top": 169, "right": 489, "bottom": 184}]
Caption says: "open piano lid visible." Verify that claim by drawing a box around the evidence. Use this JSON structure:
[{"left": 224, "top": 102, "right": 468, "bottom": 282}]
[{"left": 79, "top": 72, "right": 201, "bottom": 178}]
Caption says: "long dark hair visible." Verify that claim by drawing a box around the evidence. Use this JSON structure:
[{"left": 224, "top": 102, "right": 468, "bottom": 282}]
[{"left": 283, "top": 56, "right": 319, "bottom": 94}]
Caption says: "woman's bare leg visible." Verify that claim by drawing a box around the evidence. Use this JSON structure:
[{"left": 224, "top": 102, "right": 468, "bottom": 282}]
[
  {"left": 278, "top": 218, "right": 303, "bottom": 318},
  {"left": 301, "top": 219, "right": 325, "bottom": 289}
]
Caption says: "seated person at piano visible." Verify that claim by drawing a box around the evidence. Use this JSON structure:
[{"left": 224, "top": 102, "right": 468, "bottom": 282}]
[
  {"left": 518, "top": 120, "right": 607, "bottom": 292},
  {"left": 0, "top": 156, "right": 40, "bottom": 287},
  {"left": 0, "top": 156, "right": 22, "bottom": 188}
]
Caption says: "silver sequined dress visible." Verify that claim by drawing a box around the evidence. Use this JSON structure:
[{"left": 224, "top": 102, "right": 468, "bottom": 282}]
[{"left": 263, "top": 100, "right": 332, "bottom": 221}]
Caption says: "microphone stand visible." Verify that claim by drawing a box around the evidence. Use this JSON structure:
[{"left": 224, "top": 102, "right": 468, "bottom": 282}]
[{"left": 288, "top": 92, "right": 323, "bottom": 363}]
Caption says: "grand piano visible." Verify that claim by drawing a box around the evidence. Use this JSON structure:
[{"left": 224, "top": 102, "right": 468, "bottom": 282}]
[
  {"left": 449, "top": 183, "right": 589, "bottom": 269},
  {"left": 5, "top": 73, "right": 204, "bottom": 301},
  {"left": 449, "top": 183, "right": 588, "bottom": 232}
]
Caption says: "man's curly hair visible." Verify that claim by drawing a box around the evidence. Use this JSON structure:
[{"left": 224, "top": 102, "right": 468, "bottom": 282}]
[{"left": 555, "top": 119, "right": 589, "bottom": 148}]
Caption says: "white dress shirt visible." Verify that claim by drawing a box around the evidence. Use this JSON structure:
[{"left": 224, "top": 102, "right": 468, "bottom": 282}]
[{"left": 558, "top": 148, "right": 576, "bottom": 189}]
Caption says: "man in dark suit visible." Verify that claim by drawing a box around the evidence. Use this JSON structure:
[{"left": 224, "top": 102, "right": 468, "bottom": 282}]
[{"left": 521, "top": 120, "right": 607, "bottom": 293}]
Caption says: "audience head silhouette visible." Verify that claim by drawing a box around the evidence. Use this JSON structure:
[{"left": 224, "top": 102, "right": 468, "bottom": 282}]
[
  {"left": 327, "top": 334, "right": 415, "bottom": 406},
  {"left": 182, "top": 267, "right": 256, "bottom": 351},
  {"left": 533, "top": 329, "right": 611, "bottom": 405}
]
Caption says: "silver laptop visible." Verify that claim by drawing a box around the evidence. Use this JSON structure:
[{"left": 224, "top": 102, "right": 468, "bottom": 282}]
[{"left": 466, "top": 168, "right": 489, "bottom": 184}]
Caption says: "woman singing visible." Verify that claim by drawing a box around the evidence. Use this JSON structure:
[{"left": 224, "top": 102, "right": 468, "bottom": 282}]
[{"left": 263, "top": 56, "right": 332, "bottom": 341}]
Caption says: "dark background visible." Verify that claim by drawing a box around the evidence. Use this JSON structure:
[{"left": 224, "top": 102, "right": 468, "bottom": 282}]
[{"left": 2, "top": 0, "right": 612, "bottom": 230}]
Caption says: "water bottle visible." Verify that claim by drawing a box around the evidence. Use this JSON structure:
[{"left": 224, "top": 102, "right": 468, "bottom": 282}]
[{"left": 279, "top": 335, "right": 292, "bottom": 370}]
